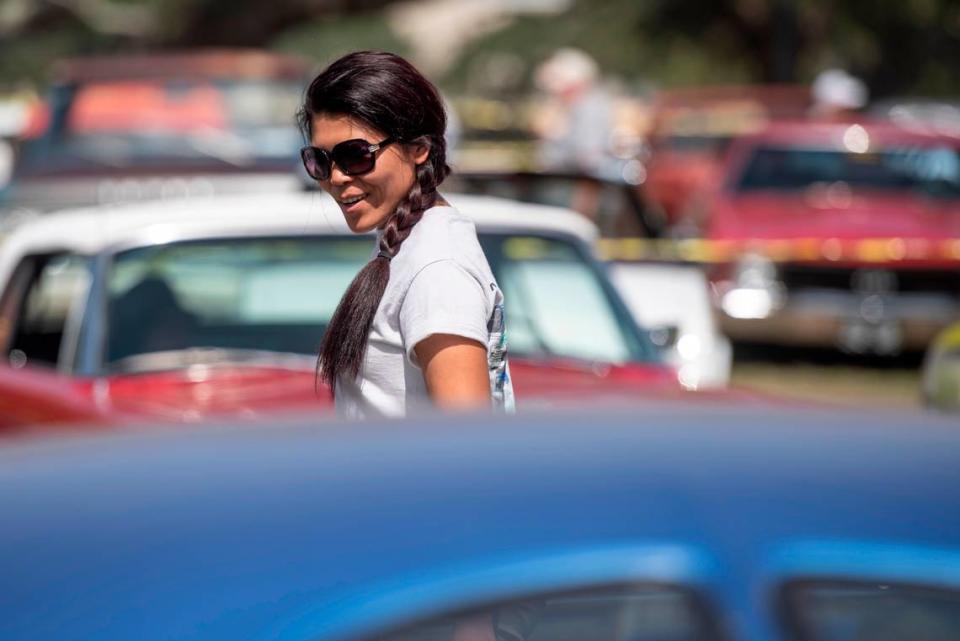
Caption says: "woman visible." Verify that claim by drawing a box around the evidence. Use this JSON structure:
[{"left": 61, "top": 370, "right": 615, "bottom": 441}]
[{"left": 298, "top": 51, "right": 512, "bottom": 418}]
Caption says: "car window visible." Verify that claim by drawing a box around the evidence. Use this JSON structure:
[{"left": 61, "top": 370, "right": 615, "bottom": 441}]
[
  {"left": 784, "top": 581, "right": 960, "bottom": 641},
  {"left": 105, "top": 237, "right": 370, "bottom": 364},
  {"left": 735, "top": 145, "right": 960, "bottom": 197},
  {"left": 5, "top": 254, "right": 90, "bottom": 368},
  {"left": 480, "top": 234, "right": 654, "bottom": 364},
  {"left": 103, "top": 232, "right": 654, "bottom": 369},
  {"left": 370, "top": 585, "right": 718, "bottom": 641}
]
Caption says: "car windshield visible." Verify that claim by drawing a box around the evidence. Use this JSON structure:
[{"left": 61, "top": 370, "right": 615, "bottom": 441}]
[
  {"left": 785, "top": 581, "right": 960, "bottom": 641},
  {"left": 735, "top": 145, "right": 960, "bottom": 198},
  {"left": 19, "top": 78, "right": 303, "bottom": 171},
  {"left": 104, "top": 233, "right": 653, "bottom": 371}
]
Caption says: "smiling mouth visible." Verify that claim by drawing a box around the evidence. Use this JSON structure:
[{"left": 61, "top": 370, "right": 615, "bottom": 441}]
[{"left": 339, "top": 194, "right": 366, "bottom": 206}]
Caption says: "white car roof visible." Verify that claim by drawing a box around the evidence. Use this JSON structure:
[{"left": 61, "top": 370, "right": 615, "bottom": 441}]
[{"left": 0, "top": 191, "right": 598, "bottom": 259}]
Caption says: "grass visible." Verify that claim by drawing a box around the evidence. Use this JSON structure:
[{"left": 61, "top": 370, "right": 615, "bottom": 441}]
[{"left": 731, "top": 362, "right": 923, "bottom": 410}]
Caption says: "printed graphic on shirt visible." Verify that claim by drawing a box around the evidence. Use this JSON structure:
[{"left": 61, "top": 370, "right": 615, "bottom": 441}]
[{"left": 487, "top": 301, "right": 515, "bottom": 413}]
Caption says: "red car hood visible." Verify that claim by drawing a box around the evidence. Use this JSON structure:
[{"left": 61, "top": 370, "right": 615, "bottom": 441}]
[
  {"left": 711, "top": 191, "right": 960, "bottom": 240},
  {"left": 72, "top": 358, "right": 681, "bottom": 422},
  {"left": 77, "top": 365, "right": 332, "bottom": 423},
  {"left": 0, "top": 366, "right": 120, "bottom": 436},
  {"left": 510, "top": 357, "right": 681, "bottom": 403},
  {"left": 511, "top": 358, "right": 784, "bottom": 407}
]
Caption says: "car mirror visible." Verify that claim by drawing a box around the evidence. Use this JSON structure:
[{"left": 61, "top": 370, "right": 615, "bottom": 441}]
[{"left": 648, "top": 324, "right": 680, "bottom": 350}]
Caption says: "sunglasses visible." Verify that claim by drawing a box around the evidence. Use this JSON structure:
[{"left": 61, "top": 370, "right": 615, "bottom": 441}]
[{"left": 300, "top": 137, "right": 395, "bottom": 181}]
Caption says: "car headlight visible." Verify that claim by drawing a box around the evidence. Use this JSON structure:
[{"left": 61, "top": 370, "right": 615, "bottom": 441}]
[{"left": 720, "top": 253, "right": 785, "bottom": 320}]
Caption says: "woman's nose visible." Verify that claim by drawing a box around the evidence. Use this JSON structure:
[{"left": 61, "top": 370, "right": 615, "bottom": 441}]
[{"left": 329, "top": 164, "right": 351, "bottom": 185}]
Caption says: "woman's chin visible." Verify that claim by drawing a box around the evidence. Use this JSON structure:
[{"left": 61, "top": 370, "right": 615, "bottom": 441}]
[
  {"left": 345, "top": 210, "right": 386, "bottom": 234},
  {"left": 337, "top": 196, "right": 394, "bottom": 233}
]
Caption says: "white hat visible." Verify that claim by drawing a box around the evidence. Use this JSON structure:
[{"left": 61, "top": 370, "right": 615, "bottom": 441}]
[
  {"left": 535, "top": 48, "right": 599, "bottom": 94},
  {"left": 813, "top": 69, "right": 868, "bottom": 111}
]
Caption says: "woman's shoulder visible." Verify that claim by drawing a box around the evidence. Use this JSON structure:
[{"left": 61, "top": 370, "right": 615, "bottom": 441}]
[
  {"left": 417, "top": 204, "right": 475, "bottom": 236},
  {"left": 402, "top": 205, "right": 479, "bottom": 265}
]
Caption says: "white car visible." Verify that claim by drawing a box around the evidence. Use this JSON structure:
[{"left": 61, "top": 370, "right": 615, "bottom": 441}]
[
  {"left": 608, "top": 261, "right": 733, "bottom": 389},
  {"left": 0, "top": 191, "right": 677, "bottom": 421}
]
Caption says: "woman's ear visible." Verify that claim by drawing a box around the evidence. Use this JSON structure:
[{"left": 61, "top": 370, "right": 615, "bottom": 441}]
[{"left": 408, "top": 138, "right": 431, "bottom": 166}]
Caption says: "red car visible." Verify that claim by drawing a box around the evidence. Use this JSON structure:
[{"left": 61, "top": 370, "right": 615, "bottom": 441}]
[
  {"left": 0, "top": 191, "right": 677, "bottom": 425},
  {"left": 704, "top": 119, "right": 960, "bottom": 353}
]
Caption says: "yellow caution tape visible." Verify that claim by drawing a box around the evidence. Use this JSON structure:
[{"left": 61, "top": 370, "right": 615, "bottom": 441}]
[{"left": 596, "top": 237, "right": 960, "bottom": 264}]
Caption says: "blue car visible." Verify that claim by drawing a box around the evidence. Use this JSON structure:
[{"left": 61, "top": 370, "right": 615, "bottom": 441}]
[{"left": 1, "top": 404, "right": 959, "bottom": 641}]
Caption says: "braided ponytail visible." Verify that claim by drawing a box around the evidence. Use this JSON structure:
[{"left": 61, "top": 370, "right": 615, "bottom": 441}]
[
  {"left": 302, "top": 52, "right": 451, "bottom": 390},
  {"left": 316, "top": 158, "right": 443, "bottom": 387}
]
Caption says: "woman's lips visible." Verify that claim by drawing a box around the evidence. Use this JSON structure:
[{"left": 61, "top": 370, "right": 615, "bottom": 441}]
[{"left": 339, "top": 194, "right": 366, "bottom": 214}]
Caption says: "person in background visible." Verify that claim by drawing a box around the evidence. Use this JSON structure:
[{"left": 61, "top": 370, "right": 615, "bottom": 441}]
[
  {"left": 533, "top": 48, "right": 619, "bottom": 178},
  {"left": 297, "top": 51, "right": 513, "bottom": 419}
]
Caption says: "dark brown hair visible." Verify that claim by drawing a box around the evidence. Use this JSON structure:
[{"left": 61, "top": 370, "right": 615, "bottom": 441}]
[{"left": 298, "top": 51, "right": 450, "bottom": 389}]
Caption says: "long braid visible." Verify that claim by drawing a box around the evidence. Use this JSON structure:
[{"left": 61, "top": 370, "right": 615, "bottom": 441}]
[
  {"left": 379, "top": 158, "right": 438, "bottom": 258},
  {"left": 316, "top": 153, "right": 443, "bottom": 389}
]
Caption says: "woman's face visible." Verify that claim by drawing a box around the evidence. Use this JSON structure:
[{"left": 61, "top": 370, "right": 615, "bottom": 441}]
[{"left": 310, "top": 114, "right": 428, "bottom": 233}]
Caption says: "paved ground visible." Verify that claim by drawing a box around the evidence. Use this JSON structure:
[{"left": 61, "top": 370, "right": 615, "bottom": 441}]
[{"left": 728, "top": 345, "right": 925, "bottom": 410}]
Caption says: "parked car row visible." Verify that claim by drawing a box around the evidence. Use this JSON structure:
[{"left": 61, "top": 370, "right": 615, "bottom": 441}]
[
  {"left": 449, "top": 111, "right": 960, "bottom": 364},
  {"left": 626, "top": 112, "right": 960, "bottom": 358},
  {"left": 5, "top": 52, "right": 959, "bottom": 426}
]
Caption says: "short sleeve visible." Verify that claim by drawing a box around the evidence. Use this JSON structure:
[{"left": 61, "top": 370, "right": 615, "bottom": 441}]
[{"left": 399, "top": 259, "right": 491, "bottom": 368}]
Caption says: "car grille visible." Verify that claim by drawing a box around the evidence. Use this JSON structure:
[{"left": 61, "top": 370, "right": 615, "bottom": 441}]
[{"left": 779, "top": 265, "right": 960, "bottom": 299}]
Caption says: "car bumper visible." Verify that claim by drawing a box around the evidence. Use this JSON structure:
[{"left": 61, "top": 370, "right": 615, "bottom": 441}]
[{"left": 719, "top": 289, "right": 960, "bottom": 352}]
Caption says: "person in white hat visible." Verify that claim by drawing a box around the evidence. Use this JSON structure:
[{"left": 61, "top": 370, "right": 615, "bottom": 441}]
[{"left": 534, "top": 48, "right": 617, "bottom": 177}]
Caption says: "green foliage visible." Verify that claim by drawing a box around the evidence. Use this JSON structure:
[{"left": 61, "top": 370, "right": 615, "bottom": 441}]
[
  {"left": 806, "top": 0, "right": 960, "bottom": 97},
  {"left": 445, "top": 0, "right": 960, "bottom": 97},
  {"left": 0, "top": 0, "right": 959, "bottom": 98},
  {"left": 0, "top": 26, "right": 109, "bottom": 89},
  {"left": 270, "top": 12, "right": 410, "bottom": 69},
  {"left": 443, "top": 0, "right": 766, "bottom": 93}
]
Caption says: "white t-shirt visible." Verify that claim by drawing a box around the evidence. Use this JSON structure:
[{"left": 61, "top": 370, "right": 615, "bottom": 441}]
[{"left": 335, "top": 205, "right": 514, "bottom": 419}]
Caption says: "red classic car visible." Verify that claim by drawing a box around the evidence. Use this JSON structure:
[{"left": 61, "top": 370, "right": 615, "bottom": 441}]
[
  {"left": 0, "top": 191, "right": 677, "bottom": 425},
  {"left": 703, "top": 119, "right": 960, "bottom": 353}
]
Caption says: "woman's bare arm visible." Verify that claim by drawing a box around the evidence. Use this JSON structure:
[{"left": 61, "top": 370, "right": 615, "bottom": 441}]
[{"left": 415, "top": 334, "right": 489, "bottom": 410}]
